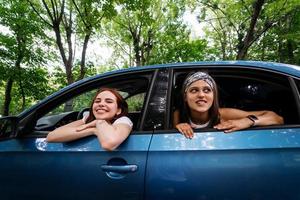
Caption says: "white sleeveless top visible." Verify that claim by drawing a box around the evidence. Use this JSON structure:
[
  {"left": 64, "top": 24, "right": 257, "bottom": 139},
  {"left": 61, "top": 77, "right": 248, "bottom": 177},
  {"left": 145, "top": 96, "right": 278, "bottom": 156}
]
[
  {"left": 189, "top": 119, "right": 210, "bottom": 129},
  {"left": 113, "top": 116, "right": 133, "bottom": 128}
]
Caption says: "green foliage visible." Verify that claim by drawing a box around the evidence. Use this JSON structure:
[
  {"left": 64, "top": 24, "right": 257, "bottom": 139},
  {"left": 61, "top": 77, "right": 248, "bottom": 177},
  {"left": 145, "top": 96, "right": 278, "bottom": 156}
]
[
  {"left": 191, "top": 0, "right": 300, "bottom": 61},
  {"left": 149, "top": 23, "right": 211, "bottom": 64},
  {"left": 0, "top": 0, "right": 49, "bottom": 62},
  {"left": 73, "top": 0, "right": 117, "bottom": 36},
  {"left": 8, "top": 66, "right": 52, "bottom": 115},
  {"left": 248, "top": 6, "right": 300, "bottom": 65},
  {"left": 1, "top": 0, "right": 300, "bottom": 116},
  {"left": 47, "top": 89, "right": 96, "bottom": 115},
  {"left": 126, "top": 93, "right": 145, "bottom": 112},
  {"left": 102, "top": 0, "right": 189, "bottom": 67},
  {"left": 0, "top": 0, "right": 53, "bottom": 115},
  {"left": 51, "top": 60, "right": 97, "bottom": 90}
]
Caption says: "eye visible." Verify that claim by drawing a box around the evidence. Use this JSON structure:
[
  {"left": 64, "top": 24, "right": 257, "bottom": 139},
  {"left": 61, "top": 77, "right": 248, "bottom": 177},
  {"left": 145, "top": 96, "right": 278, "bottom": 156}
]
[
  {"left": 203, "top": 87, "right": 212, "bottom": 93},
  {"left": 94, "top": 99, "right": 101, "bottom": 103},
  {"left": 105, "top": 99, "right": 114, "bottom": 104},
  {"left": 189, "top": 88, "right": 199, "bottom": 93}
]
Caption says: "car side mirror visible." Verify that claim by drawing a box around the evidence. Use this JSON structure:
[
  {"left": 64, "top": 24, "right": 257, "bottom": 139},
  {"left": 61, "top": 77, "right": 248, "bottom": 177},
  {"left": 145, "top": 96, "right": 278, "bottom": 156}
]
[{"left": 0, "top": 116, "right": 18, "bottom": 140}]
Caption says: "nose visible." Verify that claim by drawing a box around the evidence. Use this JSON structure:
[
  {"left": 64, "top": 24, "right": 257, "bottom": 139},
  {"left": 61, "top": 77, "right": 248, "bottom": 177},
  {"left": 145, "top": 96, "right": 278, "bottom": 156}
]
[
  {"left": 97, "top": 101, "right": 105, "bottom": 107},
  {"left": 196, "top": 90, "right": 205, "bottom": 97}
]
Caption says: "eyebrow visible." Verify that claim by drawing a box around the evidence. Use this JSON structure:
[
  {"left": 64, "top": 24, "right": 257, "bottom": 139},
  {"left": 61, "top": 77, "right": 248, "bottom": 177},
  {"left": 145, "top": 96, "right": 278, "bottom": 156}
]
[
  {"left": 189, "top": 85, "right": 210, "bottom": 88},
  {"left": 189, "top": 85, "right": 212, "bottom": 90},
  {"left": 95, "top": 97, "right": 115, "bottom": 101}
]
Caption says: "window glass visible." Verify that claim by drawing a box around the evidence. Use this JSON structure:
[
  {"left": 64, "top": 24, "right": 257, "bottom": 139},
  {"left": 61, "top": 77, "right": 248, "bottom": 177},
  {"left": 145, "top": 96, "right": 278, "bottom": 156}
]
[
  {"left": 34, "top": 73, "right": 152, "bottom": 133},
  {"left": 46, "top": 90, "right": 96, "bottom": 116},
  {"left": 171, "top": 68, "right": 298, "bottom": 128},
  {"left": 294, "top": 78, "right": 300, "bottom": 96},
  {"left": 127, "top": 93, "right": 145, "bottom": 112}
]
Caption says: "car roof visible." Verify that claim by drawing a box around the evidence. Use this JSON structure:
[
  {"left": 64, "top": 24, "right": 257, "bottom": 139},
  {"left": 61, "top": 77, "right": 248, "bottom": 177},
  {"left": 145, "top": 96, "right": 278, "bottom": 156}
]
[
  {"left": 90, "top": 61, "right": 300, "bottom": 80},
  {"left": 18, "top": 61, "right": 300, "bottom": 117}
]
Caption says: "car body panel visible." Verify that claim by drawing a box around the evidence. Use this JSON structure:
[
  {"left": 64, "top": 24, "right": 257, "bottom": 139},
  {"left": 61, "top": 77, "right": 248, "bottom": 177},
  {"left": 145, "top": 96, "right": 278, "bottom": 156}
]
[
  {"left": 145, "top": 128, "right": 300, "bottom": 200},
  {"left": 0, "top": 134, "right": 152, "bottom": 200}
]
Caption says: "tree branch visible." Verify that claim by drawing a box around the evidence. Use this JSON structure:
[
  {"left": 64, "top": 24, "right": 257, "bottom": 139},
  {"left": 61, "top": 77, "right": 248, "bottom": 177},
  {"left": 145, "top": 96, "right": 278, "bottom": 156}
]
[
  {"left": 26, "top": 0, "right": 53, "bottom": 27},
  {"left": 41, "top": 0, "right": 55, "bottom": 23}
]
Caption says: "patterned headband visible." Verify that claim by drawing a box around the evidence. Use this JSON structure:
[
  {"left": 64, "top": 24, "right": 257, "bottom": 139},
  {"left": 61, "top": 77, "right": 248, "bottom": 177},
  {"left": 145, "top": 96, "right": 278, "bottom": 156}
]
[{"left": 183, "top": 72, "right": 214, "bottom": 92}]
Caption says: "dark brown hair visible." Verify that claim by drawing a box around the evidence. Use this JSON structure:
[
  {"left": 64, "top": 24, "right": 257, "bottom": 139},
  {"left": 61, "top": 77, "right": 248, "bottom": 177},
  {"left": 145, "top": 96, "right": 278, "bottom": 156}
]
[{"left": 85, "top": 88, "right": 128, "bottom": 123}]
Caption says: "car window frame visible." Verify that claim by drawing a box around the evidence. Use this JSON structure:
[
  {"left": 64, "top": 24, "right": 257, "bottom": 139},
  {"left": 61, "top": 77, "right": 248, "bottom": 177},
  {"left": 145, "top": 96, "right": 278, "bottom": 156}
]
[
  {"left": 290, "top": 77, "right": 300, "bottom": 119},
  {"left": 141, "top": 68, "right": 173, "bottom": 131},
  {"left": 17, "top": 70, "right": 156, "bottom": 137},
  {"left": 164, "top": 65, "right": 300, "bottom": 132}
]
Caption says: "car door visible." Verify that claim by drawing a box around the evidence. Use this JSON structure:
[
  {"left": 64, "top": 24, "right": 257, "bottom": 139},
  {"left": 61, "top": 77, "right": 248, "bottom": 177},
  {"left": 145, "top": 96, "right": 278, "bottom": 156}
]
[
  {"left": 145, "top": 66, "right": 300, "bottom": 200},
  {"left": 0, "top": 70, "right": 156, "bottom": 200},
  {"left": 0, "top": 134, "right": 152, "bottom": 200}
]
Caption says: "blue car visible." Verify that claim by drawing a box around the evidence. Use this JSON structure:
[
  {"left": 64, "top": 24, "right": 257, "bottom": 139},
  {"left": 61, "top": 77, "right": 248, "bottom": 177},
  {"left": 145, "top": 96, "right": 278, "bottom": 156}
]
[{"left": 0, "top": 61, "right": 300, "bottom": 200}]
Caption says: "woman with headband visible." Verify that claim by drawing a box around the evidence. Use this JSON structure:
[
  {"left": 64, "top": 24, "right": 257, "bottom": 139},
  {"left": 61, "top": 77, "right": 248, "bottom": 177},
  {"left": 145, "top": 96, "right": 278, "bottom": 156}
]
[{"left": 173, "top": 72, "right": 284, "bottom": 139}]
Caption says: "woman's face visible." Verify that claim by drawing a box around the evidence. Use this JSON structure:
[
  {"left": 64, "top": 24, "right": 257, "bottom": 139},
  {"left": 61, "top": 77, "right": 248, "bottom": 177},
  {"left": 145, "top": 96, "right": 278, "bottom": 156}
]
[
  {"left": 92, "top": 91, "right": 121, "bottom": 121},
  {"left": 185, "top": 80, "right": 214, "bottom": 115}
]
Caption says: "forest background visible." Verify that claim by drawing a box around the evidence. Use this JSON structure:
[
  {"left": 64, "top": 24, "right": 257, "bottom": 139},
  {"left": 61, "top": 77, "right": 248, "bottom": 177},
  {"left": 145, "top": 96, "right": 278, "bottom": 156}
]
[{"left": 0, "top": 0, "right": 299, "bottom": 116}]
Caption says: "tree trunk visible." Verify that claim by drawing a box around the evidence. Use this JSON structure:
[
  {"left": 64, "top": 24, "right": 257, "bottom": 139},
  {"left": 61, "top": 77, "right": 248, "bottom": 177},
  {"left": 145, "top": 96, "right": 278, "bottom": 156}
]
[
  {"left": 129, "top": 27, "right": 141, "bottom": 66},
  {"left": 236, "top": 0, "right": 265, "bottom": 60},
  {"left": 2, "top": 78, "right": 13, "bottom": 116},
  {"left": 64, "top": 99, "right": 74, "bottom": 112},
  {"left": 64, "top": 59, "right": 74, "bottom": 112},
  {"left": 287, "top": 39, "right": 295, "bottom": 64},
  {"left": 133, "top": 38, "right": 141, "bottom": 66},
  {"left": 278, "top": 39, "right": 284, "bottom": 63},
  {"left": 78, "top": 32, "right": 91, "bottom": 81},
  {"left": 18, "top": 78, "right": 26, "bottom": 111},
  {"left": 54, "top": 26, "right": 68, "bottom": 67},
  {"left": 143, "top": 30, "right": 153, "bottom": 65},
  {"left": 53, "top": 25, "right": 74, "bottom": 85},
  {"left": 53, "top": 24, "right": 74, "bottom": 111},
  {"left": 261, "top": 37, "right": 265, "bottom": 60}
]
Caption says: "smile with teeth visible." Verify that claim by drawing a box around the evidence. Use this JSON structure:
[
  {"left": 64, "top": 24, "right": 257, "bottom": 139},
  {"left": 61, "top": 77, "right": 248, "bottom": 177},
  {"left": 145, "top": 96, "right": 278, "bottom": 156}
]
[
  {"left": 95, "top": 108, "right": 108, "bottom": 113},
  {"left": 195, "top": 99, "right": 207, "bottom": 105}
]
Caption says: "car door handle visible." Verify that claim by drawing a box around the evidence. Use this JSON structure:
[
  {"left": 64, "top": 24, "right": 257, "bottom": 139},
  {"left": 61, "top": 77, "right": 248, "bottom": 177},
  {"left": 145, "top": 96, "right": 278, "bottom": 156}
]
[{"left": 101, "top": 164, "right": 138, "bottom": 173}]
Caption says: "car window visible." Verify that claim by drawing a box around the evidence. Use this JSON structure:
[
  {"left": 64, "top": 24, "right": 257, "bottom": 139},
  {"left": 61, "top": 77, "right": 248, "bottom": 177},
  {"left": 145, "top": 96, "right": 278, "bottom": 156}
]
[
  {"left": 170, "top": 67, "right": 299, "bottom": 128},
  {"left": 127, "top": 93, "right": 145, "bottom": 112},
  {"left": 294, "top": 78, "right": 300, "bottom": 97},
  {"left": 46, "top": 90, "right": 95, "bottom": 116},
  {"left": 33, "top": 72, "right": 152, "bottom": 134}
]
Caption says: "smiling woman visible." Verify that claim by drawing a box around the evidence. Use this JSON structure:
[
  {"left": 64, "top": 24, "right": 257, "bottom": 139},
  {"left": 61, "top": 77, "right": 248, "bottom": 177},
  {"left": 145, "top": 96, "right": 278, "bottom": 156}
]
[{"left": 46, "top": 88, "right": 133, "bottom": 151}]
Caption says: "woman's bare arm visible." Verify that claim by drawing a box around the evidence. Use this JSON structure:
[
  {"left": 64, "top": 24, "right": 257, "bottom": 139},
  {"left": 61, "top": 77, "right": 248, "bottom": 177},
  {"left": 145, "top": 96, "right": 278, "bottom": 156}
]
[
  {"left": 216, "top": 108, "right": 284, "bottom": 133},
  {"left": 46, "top": 119, "right": 95, "bottom": 142},
  {"left": 77, "top": 120, "right": 132, "bottom": 151},
  {"left": 95, "top": 120, "right": 132, "bottom": 151}
]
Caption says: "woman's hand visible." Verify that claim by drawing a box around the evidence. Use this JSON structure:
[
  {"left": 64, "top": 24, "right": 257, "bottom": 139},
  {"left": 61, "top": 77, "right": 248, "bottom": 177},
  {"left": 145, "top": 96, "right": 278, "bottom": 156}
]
[
  {"left": 214, "top": 118, "right": 253, "bottom": 133},
  {"left": 76, "top": 120, "right": 98, "bottom": 132},
  {"left": 176, "top": 123, "right": 194, "bottom": 139},
  {"left": 75, "top": 120, "right": 107, "bottom": 137}
]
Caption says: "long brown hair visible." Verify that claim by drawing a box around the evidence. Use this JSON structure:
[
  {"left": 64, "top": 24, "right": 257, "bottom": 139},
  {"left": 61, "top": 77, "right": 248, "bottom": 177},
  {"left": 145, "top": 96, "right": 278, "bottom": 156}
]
[
  {"left": 179, "top": 72, "right": 220, "bottom": 128},
  {"left": 85, "top": 88, "right": 128, "bottom": 123}
]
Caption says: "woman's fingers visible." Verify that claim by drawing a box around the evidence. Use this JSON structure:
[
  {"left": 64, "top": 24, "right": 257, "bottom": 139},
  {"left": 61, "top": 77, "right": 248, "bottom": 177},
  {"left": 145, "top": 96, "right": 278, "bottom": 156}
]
[
  {"left": 215, "top": 118, "right": 251, "bottom": 133},
  {"left": 76, "top": 124, "right": 88, "bottom": 131},
  {"left": 184, "top": 126, "right": 194, "bottom": 139},
  {"left": 176, "top": 117, "right": 254, "bottom": 136},
  {"left": 214, "top": 121, "right": 237, "bottom": 133},
  {"left": 176, "top": 123, "right": 194, "bottom": 139},
  {"left": 76, "top": 120, "right": 97, "bottom": 131}
]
